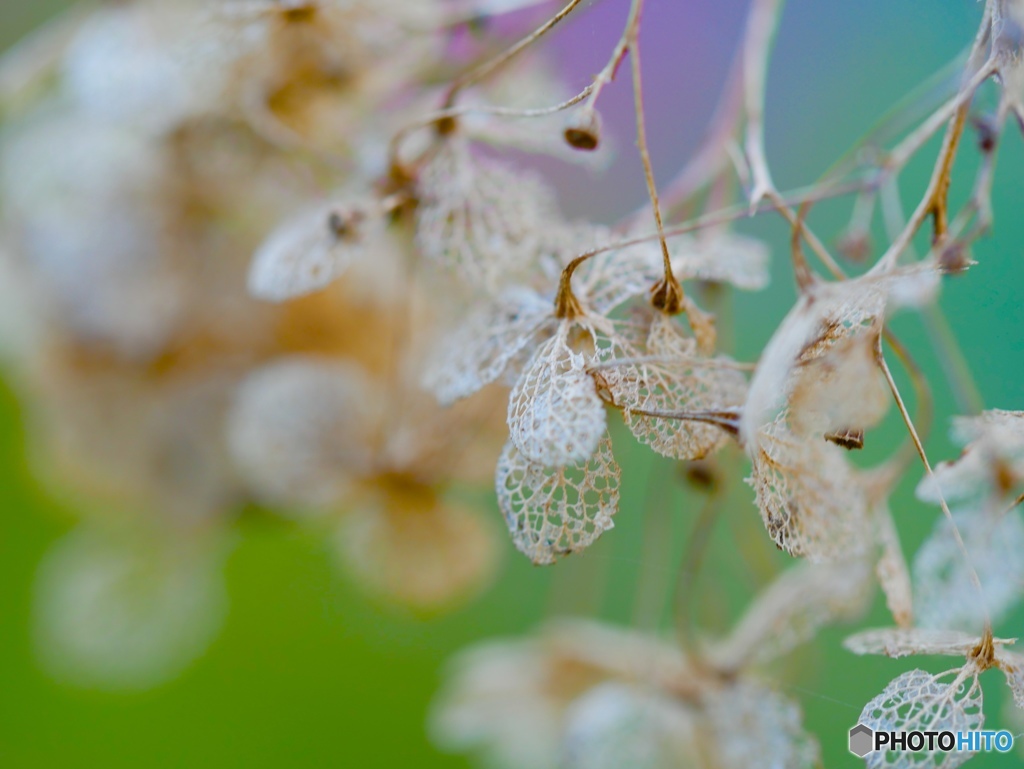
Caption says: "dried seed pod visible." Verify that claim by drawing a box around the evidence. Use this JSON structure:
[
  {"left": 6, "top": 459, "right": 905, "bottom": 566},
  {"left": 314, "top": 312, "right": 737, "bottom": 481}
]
[{"left": 563, "top": 109, "right": 602, "bottom": 151}]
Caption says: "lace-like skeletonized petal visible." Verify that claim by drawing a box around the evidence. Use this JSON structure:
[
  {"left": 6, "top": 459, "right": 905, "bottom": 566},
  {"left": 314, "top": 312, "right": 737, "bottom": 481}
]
[
  {"left": 423, "top": 288, "right": 554, "bottom": 405},
  {"left": 608, "top": 315, "right": 745, "bottom": 461},
  {"left": 416, "top": 141, "right": 560, "bottom": 292},
  {"left": 507, "top": 334, "right": 606, "bottom": 467},
  {"left": 248, "top": 200, "right": 379, "bottom": 302},
  {"left": 746, "top": 420, "right": 868, "bottom": 561},
  {"left": 495, "top": 436, "right": 620, "bottom": 565},
  {"left": 874, "top": 500, "right": 914, "bottom": 628},
  {"left": 995, "top": 649, "right": 1024, "bottom": 710},
  {"left": 227, "top": 357, "right": 373, "bottom": 508},
  {"left": 859, "top": 668, "right": 983, "bottom": 769},
  {"left": 912, "top": 508, "right": 1024, "bottom": 632},
  {"left": 843, "top": 628, "right": 1015, "bottom": 658},
  {"left": 702, "top": 682, "right": 819, "bottom": 769},
  {"left": 709, "top": 559, "right": 873, "bottom": 671}
]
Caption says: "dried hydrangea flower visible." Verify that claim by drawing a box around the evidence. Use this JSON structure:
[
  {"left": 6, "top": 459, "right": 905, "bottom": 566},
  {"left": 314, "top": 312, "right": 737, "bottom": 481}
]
[
  {"left": 228, "top": 355, "right": 501, "bottom": 607},
  {"left": 34, "top": 526, "right": 227, "bottom": 690},
  {"left": 699, "top": 681, "right": 820, "bottom": 769},
  {"left": 414, "top": 137, "right": 567, "bottom": 294},
  {"left": 911, "top": 410, "right": 1024, "bottom": 631},
  {"left": 913, "top": 507, "right": 1024, "bottom": 633},
  {"left": 858, "top": 668, "right": 984, "bottom": 769},
  {"left": 847, "top": 626, "right": 1024, "bottom": 767},
  {"left": 431, "top": 619, "right": 818, "bottom": 769},
  {"left": 226, "top": 356, "right": 374, "bottom": 508},
  {"left": 560, "top": 683, "right": 695, "bottom": 769},
  {"left": 62, "top": 1, "right": 228, "bottom": 134},
  {"left": 741, "top": 267, "right": 940, "bottom": 560},
  {"left": 602, "top": 309, "right": 748, "bottom": 462},
  {"left": 918, "top": 409, "right": 1024, "bottom": 505}
]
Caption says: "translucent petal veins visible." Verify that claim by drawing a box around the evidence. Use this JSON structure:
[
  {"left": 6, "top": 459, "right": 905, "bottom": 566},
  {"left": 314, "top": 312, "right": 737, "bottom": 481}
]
[
  {"left": 843, "top": 628, "right": 1016, "bottom": 659},
  {"left": 495, "top": 435, "right": 620, "bottom": 565},
  {"left": 507, "top": 334, "right": 606, "bottom": 468},
  {"left": 248, "top": 201, "right": 378, "bottom": 302},
  {"left": 746, "top": 418, "right": 868, "bottom": 561},
  {"left": 608, "top": 315, "right": 746, "bottom": 461},
  {"left": 415, "top": 140, "right": 562, "bottom": 292},
  {"left": 913, "top": 507, "right": 1024, "bottom": 633},
  {"left": 423, "top": 289, "right": 554, "bottom": 405},
  {"left": 859, "top": 668, "right": 984, "bottom": 769}
]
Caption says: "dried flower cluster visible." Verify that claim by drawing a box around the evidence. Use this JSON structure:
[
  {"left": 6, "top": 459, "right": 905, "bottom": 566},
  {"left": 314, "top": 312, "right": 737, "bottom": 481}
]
[{"left": 1, "top": 0, "right": 1023, "bottom": 766}]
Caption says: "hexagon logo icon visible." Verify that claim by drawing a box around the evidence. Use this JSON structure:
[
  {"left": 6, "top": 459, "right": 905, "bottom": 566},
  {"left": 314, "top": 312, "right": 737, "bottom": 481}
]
[{"left": 849, "top": 723, "right": 874, "bottom": 757}]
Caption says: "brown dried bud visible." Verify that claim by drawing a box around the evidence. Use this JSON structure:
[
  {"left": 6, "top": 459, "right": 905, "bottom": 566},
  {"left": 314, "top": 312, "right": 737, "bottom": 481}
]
[
  {"left": 328, "top": 208, "right": 366, "bottom": 241},
  {"left": 837, "top": 231, "right": 872, "bottom": 263},
  {"left": 937, "top": 242, "right": 976, "bottom": 275},
  {"left": 972, "top": 115, "right": 998, "bottom": 153},
  {"left": 564, "top": 110, "right": 601, "bottom": 151},
  {"left": 682, "top": 460, "right": 719, "bottom": 491},
  {"left": 650, "top": 276, "right": 684, "bottom": 316},
  {"left": 824, "top": 428, "right": 865, "bottom": 451}
]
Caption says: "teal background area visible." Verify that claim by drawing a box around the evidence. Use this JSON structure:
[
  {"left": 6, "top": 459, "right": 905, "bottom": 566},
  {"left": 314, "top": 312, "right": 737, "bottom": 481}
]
[{"left": 1, "top": 1, "right": 1022, "bottom": 767}]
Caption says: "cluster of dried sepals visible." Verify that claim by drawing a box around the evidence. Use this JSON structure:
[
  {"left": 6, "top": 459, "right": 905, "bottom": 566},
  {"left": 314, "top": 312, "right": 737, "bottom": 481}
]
[
  {"left": 0, "top": 0, "right": 564, "bottom": 686},
  {"left": 2, "top": 0, "right": 1024, "bottom": 765}
]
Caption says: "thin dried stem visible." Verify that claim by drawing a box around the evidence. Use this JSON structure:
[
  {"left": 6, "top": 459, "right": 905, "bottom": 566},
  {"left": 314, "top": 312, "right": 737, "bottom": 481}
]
[
  {"left": 622, "top": 0, "right": 683, "bottom": 314},
  {"left": 442, "top": 0, "right": 585, "bottom": 108},
  {"left": 875, "top": 337, "right": 993, "bottom": 641},
  {"left": 675, "top": 485, "right": 724, "bottom": 653},
  {"left": 742, "top": 0, "right": 785, "bottom": 208}
]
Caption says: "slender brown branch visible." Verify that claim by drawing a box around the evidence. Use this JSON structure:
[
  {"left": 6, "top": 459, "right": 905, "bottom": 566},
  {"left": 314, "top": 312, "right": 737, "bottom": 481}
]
[{"left": 875, "top": 337, "right": 992, "bottom": 640}]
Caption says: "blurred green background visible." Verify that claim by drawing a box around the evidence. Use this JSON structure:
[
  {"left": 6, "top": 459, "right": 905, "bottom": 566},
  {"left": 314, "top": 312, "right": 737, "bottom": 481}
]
[{"left": 1, "top": 1, "right": 1022, "bottom": 767}]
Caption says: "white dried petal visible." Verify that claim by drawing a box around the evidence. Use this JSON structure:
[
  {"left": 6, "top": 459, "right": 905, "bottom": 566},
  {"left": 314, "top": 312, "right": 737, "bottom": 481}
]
[
  {"left": 507, "top": 334, "right": 606, "bottom": 467},
  {"left": 746, "top": 420, "right": 868, "bottom": 561},
  {"left": 63, "top": 3, "right": 227, "bottom": 133},
  {"left": 913, "top": 508, "right": 1024, "bottom": 632},
  {"left": 788, "top": 331, "right": 890, "bottom": 440},
  {"left": 248, "top": 201, "right": 380, "bottom": 302},
  {"left": 2, "top": 114, "right": 185, "bottom": 356},
  {"left": 495, "top": 436, "right": 620, "bottom": 565},
  {"left": 874, "top": 500, "right": 914, "bottom": 628},
  {"left": 423, "top": 288, "right": 554, "bottom": 405},
  {"left": 742, "top": 266, "right": 938, "bottom": 445},
  {"left": 33, "top": 527, "right": 226, "bottom": 690},
  {"left": 227, "top": 357, "right": 374, "bottom": 509},
  {"left": 416, "top": 141, "right": 561, "bottom": 292},
  {"left": 702, "top": 682, "right": 819, "bottom": 769},
  {"left": 669, "top": 231, "right": 771, "bottom": 291},
  {"left": 561, "top": 683, "right": 695, "bottom": 769},
  {"left": 858, "top": 668, "right": 983, "bottom": 769},
  {"left": 338, "top": 499, "right": 498, "bottom": 609},
  {"left": 843, "top": 628, "right": 1014, "bottom": 658},
  {"left": 609, "top": 315, "right": 745, "bottom": 461},
  {"left": 430, "top": 638, "right": 564, "bottom": 769},
  {"left": 951, "top": 410, "right": 1024, "bottom": 447},
  {"left": 994, "top": 649, "right": 1024, "bottom": 710},
  {"left": 709, "top": 559, "right": 873, "bottom": 671}
]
